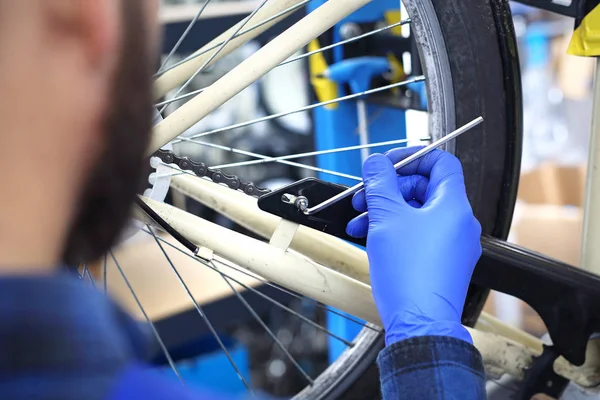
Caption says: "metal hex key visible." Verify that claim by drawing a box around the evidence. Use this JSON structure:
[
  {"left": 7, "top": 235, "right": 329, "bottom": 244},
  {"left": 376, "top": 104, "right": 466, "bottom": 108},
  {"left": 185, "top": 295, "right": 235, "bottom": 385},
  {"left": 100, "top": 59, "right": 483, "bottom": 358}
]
[{"left": 299, "top": 116, "right": 484, "bottom": 215}]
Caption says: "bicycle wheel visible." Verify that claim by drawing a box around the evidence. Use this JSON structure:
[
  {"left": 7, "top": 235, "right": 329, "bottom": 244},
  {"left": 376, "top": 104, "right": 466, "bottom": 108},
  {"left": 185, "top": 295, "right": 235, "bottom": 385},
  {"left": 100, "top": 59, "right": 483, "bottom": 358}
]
[
  {"left": 298, "top": 0, "right": 522, "bottom": 397},
  {"left": 100, "top": 0, "right": 522, "bottom": 398}
]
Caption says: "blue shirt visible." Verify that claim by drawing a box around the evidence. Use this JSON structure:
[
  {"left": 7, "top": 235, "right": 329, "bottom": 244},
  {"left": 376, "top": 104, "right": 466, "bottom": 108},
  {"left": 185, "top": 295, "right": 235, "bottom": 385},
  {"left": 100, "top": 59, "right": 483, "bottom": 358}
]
[{"left": 0, "top": 274, "right": 486, "bottom": 399}]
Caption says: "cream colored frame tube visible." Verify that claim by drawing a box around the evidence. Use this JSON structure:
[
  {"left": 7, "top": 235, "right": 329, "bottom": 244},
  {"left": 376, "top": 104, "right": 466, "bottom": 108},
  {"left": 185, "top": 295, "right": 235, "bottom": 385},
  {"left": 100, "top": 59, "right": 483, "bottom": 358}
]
[
  {"left": 167, "top": 173, "right": 545, "bottom": 353},
  {"left": 155, "top": 0, "right": 308, "bottom": 100},
  {"left": 148, "top": 0, "right": 374, "bottom": 155},
  {"left": 147, "top": 0, "right": 600, "bottom": 386},
  {"left": 136, "top": 198, "right": 600, "bottom": 387},
  {"left": 169, "top": 174, "right": 371, "bottom": 283},
  {"left": 138, "top": 197, "right": 378, "bottom": 325}
]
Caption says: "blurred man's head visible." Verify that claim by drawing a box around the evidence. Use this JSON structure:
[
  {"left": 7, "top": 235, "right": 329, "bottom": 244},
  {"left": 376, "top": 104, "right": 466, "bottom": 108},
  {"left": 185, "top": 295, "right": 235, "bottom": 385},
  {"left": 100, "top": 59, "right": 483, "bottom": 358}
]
[{"left": 0, "top": 1, "right": 158, "bottom": 270}]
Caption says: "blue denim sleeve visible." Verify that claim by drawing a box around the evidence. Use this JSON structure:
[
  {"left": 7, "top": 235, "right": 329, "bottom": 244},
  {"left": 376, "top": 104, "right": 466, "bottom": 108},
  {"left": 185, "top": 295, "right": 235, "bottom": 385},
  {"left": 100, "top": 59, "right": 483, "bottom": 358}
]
[{"left": 377, "top": 336, "right": 486, "bottom": 400}]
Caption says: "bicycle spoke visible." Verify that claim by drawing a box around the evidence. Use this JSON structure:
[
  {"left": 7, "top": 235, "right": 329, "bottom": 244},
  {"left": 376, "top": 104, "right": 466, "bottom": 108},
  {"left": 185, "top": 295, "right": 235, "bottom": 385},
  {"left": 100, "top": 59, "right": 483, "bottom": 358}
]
[
  {"left": 146, "top": 226, "right": 253, "bottom": 392},
  {"left": 85, "top": 267, "right": 96, "bottom": 289},
  {"left": 163, "top": 141, "right": 362, "bottom": 181},
  {"left": 150, "top": 0, "right": 380, "bottom": 154},
  {"left": 213, "top": 255, "right": 380, "bottom": 333},
  {"left": 145, "top": 3, "right": 427, "bottom": 392},
  {"left": 155, "top": 20, "right": 412, "bottom": 109},
  {"left": 79, "top": 263, "right": 88, "bottom": 280},
  {"left": 211, "top": 256, "right": 355, "bottom": 347},
  {"left": 109, "top": 251, "right": 184, "bottom": 384},
  {"left": 103, "top": 253, "right": 108, "bottom": 295},
  {"left": 211, "top": 260, "right": 314, "bottom": 385},
  {"left": 140, "top": 228, "right": 377, "bottom": 331},
  {"left": 139, "top": 227, "right": 357, "bottom": 346},
  {"left": 172, "top": 76, "right": 424, "bottom": 143},
  {"left": 155, "top": 88, "right": 206, "bottom": 108},
  {"left": 212, "top": 137, "right": 428, "bottom": 169},
  {"left": 159, "top": 0, "right": 271, "bottom": 115},
  {"left": 279, "top": 19, "right": 410, "bottom": 67},
  {"left": 155, "top": 0, "right": 311, "bottom": 78},
  {"left": 158, "top": 0, "right": 213, "bottom": 73}
]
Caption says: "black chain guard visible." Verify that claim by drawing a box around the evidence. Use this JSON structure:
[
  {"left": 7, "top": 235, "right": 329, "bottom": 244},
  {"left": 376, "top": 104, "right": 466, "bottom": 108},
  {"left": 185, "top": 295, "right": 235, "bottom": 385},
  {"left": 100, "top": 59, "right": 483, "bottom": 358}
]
[
  {"left": 259, "top": 178, "right": 600, "bottom": 372},
  {"left": 257, "top": 178, "right": 366, "bottom": 247}
]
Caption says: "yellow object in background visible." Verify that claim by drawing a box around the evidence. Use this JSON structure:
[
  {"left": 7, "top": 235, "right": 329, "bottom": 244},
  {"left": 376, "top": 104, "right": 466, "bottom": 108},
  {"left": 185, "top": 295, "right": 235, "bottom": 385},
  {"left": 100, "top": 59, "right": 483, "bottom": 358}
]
[
  {"left": 568, "top": 4, "right": 600, "bottom": 56},
  {"left": 384, "top": 10, "right": 406, "bottom": 94},
  {"left": 307, "top": 39, "right": 339, "bottom": 109},
  {"left": 384, "top": 10, "right": 403, "bottom": 36},
  {"left": 307, "top": 8, "right": 406, "bottom": 104}
]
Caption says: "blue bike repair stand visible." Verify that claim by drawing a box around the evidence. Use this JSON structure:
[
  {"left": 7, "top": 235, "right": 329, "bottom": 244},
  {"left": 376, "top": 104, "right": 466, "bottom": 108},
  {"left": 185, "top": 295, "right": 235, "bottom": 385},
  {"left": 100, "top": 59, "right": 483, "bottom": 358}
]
[{"left": 306, "top": 0, "right": 408, "bottom": 363}]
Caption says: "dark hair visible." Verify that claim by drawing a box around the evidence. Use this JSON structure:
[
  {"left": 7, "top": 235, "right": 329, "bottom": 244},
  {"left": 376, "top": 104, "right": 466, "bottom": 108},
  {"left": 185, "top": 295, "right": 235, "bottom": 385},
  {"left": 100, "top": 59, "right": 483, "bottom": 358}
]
[{"left": 61, "top": 0, "right": 154, "bottom": 266}]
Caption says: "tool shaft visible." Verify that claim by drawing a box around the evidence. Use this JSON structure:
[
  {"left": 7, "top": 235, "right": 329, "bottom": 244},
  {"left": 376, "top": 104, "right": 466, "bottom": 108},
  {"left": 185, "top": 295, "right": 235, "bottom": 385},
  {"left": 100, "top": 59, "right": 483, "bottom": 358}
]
[{"left": 302, "top": 116, "right": 484, "bottom": 215}]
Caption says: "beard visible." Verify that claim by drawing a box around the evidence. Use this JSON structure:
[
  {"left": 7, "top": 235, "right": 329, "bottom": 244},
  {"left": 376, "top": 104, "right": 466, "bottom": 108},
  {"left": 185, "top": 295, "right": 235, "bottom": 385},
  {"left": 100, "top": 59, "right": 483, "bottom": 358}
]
[{"left": 61, "top": 0, "right": 154, "bottom": 266}]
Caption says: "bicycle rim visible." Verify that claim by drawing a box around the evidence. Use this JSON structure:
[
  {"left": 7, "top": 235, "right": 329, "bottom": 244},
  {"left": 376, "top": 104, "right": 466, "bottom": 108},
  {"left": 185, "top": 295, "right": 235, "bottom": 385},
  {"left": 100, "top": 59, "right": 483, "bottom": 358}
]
[{"left": 95, "top": 0, "right": 521, "bottom": 398}]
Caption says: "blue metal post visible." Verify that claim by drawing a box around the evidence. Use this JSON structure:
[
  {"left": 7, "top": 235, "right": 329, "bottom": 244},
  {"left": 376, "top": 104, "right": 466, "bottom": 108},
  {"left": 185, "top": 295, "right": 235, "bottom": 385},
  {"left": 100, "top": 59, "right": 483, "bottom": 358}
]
[{"left": 307, "top": 0, "right": 408, "bottom": 362}]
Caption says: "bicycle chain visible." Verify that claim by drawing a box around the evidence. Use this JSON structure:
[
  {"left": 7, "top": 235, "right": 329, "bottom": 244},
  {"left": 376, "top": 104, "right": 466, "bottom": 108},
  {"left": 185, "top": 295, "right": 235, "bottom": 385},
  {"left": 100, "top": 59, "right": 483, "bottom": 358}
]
[{"left": 153, "top": 149, "right": 272, "bottom": 198}]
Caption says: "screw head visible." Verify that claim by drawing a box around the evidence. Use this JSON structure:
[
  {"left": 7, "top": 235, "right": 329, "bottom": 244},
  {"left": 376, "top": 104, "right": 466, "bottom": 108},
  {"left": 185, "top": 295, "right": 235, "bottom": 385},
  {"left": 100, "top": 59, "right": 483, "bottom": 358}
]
[{"left": 295, "top": 196, "right": 309, "bottom": 211}]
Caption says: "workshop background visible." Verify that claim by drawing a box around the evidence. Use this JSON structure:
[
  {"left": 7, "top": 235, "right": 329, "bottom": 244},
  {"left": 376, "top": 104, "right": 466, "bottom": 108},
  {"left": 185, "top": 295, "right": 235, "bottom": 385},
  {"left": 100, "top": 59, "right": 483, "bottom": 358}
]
[
  {"left": 121, "top": 1, "right": 594, "bottom": 397},
  {"left": 483, "top": 4, "right": 593, "bottom": 338}
]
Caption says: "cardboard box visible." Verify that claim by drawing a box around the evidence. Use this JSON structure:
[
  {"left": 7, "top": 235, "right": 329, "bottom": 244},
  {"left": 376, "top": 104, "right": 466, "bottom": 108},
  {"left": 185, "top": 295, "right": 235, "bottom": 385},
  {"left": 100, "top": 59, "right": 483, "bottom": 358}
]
[
  {"left": 552, "top": 32, "right": 595, "bottom": 101},
  {"left": 510, "top": 202, "right": 582, "bottom": 266},
  {"left": 517, "top": 163, "right": 587, "bottom": 207},
  {"left": 483, "top": 201, "right": 583, "bottom": 335}
]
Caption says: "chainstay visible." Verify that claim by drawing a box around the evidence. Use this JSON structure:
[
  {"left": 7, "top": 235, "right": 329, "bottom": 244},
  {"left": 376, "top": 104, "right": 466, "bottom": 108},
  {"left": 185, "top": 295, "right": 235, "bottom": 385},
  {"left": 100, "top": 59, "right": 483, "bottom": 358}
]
[{"left": 153, "top": 149, "right": 272, "bottom": 198}]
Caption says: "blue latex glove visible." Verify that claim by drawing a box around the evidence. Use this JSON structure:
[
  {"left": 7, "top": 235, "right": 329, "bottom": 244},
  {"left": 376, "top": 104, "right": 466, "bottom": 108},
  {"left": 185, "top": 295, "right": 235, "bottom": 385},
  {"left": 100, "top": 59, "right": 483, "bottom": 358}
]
[{"left": 346, "top": 147, "right": 482, "bottom": 346}]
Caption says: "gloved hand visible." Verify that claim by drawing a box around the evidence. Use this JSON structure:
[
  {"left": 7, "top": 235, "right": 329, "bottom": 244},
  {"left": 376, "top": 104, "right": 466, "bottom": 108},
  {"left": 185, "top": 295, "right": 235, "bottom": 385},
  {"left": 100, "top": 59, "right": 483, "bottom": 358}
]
[{"left": 346, "top": 147, "right": 482, "bottom": 346}]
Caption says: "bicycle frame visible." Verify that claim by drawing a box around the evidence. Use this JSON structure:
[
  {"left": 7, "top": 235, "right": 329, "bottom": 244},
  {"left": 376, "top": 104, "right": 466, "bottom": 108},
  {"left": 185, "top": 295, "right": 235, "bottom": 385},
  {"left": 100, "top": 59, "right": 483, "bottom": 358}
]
[
  {"left": 138, "top": 191, "right": 599, "bottom": 388},
  {"left": 135, "top": 0, "right": 600, "bottom": 390},
  {"left": 155, "top": 0, "right": 309, "bottom": 99},
  {"left": 149, "top": 0, "right": 374, "bottom": 154}
]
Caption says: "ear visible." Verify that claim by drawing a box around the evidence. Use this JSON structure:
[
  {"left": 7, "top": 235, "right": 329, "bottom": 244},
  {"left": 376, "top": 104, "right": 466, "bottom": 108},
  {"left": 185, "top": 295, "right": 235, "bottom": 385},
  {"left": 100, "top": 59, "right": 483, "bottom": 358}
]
[{"left": 42, "top": 0, "right": 121, "bottom": 69}]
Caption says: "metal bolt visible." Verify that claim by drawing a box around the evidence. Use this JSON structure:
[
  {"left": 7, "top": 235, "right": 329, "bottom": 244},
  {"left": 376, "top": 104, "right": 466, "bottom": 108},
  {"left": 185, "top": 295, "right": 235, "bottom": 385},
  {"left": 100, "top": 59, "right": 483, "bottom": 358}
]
[
  {"left": 281, "top": 194, "right": 308, "bottom": 211},
  {"left": 340, "top": 23, "right": 362, "bottom": 40},
  {"left": 281, "top": 194, "right": 295, "bottom": 204},
  {"left": 295, "top": 196, "right": 309, "bottom": 212}
]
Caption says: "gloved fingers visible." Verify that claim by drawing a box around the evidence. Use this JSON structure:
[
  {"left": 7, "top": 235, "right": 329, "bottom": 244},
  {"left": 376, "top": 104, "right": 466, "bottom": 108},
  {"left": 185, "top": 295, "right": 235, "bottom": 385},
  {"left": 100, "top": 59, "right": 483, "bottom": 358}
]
[
  {"left": 385, "top": 147, "right": 463, "bottom": 181},
  {"left": 352, "top": 174, "right": 429, "bottom": 212},
  {"left": 384, "top": 146, "right": 426, "bottom": 175},
  {"left": 346, "top": 212, "right": 368, "bottom": 238},
  {"left": 352, "top": 189, "right": 368, "bottom": 213},
  {"left": 423, "top": 174, "right": 467, "bottom": 209},
  {"left": 385, "top": 147, "right": 468, "bottom": 205},
  {"left": 407, "top": 199, "right": 423, "bottom": 208},
  {"left": 352, "top": 175, "right": 429, "bottom": 212},
  {"left": 347, "top": 195, "right": 423, "bottom": 238},
  {"left": 361, "top": 154, "right": 405, "bottom": 211},
  {"left": 398, "top": 175, "right": 429, "bottom": 206}
]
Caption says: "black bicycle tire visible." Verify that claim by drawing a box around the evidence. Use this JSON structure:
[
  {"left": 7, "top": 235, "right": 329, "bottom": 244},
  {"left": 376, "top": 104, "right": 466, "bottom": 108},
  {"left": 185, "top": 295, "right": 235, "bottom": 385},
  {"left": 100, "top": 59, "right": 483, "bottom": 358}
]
[
  {"left": 440, "top": 0, "right": 522, "bottom": 325},
  {"left": 293, "top": 0, "right": 522, "bottom": 398}
]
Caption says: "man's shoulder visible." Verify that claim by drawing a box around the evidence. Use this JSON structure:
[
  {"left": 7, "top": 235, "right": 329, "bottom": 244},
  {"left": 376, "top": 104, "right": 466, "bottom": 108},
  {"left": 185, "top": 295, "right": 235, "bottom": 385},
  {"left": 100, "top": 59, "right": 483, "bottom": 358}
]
[{"left": 108, "top": 363, "right": 230, "bottom": 400}]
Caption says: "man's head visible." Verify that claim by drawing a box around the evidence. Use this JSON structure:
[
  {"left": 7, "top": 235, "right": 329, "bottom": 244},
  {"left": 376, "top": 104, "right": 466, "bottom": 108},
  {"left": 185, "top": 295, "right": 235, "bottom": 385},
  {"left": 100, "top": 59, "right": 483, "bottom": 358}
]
[{"left": 0, "top": 1, "right": 159, "bottom": 269}]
